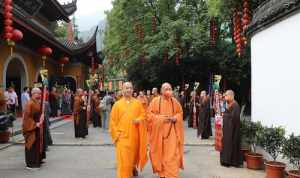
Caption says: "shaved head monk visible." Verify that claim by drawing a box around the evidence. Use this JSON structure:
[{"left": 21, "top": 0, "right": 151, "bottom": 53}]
[
  {"left": 109, "top": 82, "right": 148, "bottom": 178},
  {"left": 148, "top": 83, "right": 184, "bottom": 178}
]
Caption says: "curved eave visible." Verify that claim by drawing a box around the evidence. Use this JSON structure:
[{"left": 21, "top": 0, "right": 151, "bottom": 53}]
[
  {"left": 61, "top": 0, "right": 77, "bottom": 16},
  {"left": 247, "top": 0, "right": 300, "bottom": 37}
]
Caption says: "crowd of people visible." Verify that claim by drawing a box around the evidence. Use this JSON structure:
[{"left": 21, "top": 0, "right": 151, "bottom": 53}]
[{"left": 0, "top": 81, "right": 243, "bottom": 178}]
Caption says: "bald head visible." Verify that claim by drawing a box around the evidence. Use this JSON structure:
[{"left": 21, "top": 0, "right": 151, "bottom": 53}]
[
  {"left": 152, "top": 87, "right": 158, "bottom": 95},
  {"left": 31, "top": 88, "right": 42, "bottom": 101},
  {"left": 161, "top": 83, "right": 173, "bottom": 98},
  {"left": 76, "top": 88, "right": 83, "bottom": 96},
  {"left": 122, "top": 82, "right": 133, "bottom": 98},
  {"left": 224, "top": 90, "right": 235, "bottom": 102}
]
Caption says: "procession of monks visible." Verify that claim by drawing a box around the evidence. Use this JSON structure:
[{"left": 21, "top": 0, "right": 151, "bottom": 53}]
[{"left": 20, "top": 81, "right": 242, "bottom": 177}]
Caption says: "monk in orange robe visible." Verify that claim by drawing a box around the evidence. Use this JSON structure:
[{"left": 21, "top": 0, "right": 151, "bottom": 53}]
[
  {"left": 148, "top": 83, "right": 184, "bottom": 178},
  {"left": 150, "top": 87, "right": 159, "bottom": 102},
  {"left": 109, "top": 82, "right": 148, "bottom": 178},
  {"left": 137, "top": 91, "right": 148, "bottom": 111}
]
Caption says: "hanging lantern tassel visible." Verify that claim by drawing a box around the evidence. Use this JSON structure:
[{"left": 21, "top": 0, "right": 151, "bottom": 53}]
[
  {"left": 42, "top": 56, "right": 47, "bottom": 68},
  {"left": 61, "top": 64, "right": 64, "bottom": 72},
  {"left": 8, "top": 40, "right": 15, "bottom": 56},
  {"left": 59, "top": 56, "right": 69, "bottom": 73}
]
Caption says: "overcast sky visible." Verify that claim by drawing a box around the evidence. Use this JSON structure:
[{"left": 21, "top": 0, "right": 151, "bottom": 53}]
[{"left": 58, "top": 0, "right": 113, "bottom": 31}]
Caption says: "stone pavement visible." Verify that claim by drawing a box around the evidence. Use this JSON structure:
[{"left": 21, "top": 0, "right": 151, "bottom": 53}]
[
  {"left": 48, "top": 120, "right": 215, "bottom": 146},
  {"left": 0, "top": 120, "right": 266, "bottom": 178}
]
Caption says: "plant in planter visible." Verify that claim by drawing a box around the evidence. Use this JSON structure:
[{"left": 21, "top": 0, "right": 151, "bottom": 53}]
[
  {"left": 243, "top": 120, "right": 265, "bottom": 170},
  {"left": 283, "top": 134, "right": 300, "bottom": 178},
  {"left": 259, "top": 126, "right": 286, "bottom": 178},
  {"left": 240, "top": 119, "right": 251, "bottom": 160},
  {"left": 0, "top": 113, "right": 15, "bottom": 143}
]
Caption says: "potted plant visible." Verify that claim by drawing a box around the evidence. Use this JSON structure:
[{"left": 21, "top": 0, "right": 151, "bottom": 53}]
[
  {"left": 0, "top": 113, "right": 15, "bottom": 143},
  {"left": 240, "top": 119, "right": 251, "bottom": 161},
  {"left": 260, "top": 126, "right": 286, "bottom": 178},
  {"left": 283, "top": 134, "right": 300, "bottom": 178},
  {"left": 244, "top": 121, "right": 264, "bottom": 169}
]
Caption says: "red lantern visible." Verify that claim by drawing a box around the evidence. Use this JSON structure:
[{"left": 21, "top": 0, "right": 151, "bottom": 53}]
[
  {"left": 11, "top": 29, "right": 23, "bottom": 42},
  {"left": 4, "top": 32, "right": 13, "bottom": 40},
  {"left": 4, "top": 5, "right": 13, "bottom": 12},
  {"left": 4, "top": 0, "right": 12, "bottom": 4},
  {"left": 4, "top": 12, "right": 13, "bottom": 19},
  {"left": 4, "top": 26, "right": 13, "bottom": 33},
  {"left": 4, "top": 19, "right": 13, "bottom": 26},
  {"left": 59, "top": 56, "right": 69, "bottom": 72},
  {"left": 38, "top": 46, "right": 53, "bottom": 67}
]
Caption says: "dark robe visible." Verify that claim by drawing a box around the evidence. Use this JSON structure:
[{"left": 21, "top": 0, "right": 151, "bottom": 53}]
[
  {"left": 44, "top": 102, "right": 53, "bottom": 149},
  {"left": 73, "top": 95, "right": 88, "bottom": 138},
  {"left": 62, "top": 93, "right": 72, "bottom": 115},
  {"left": 91, "top": 94, "right": 101, "bottom": 128},
  {"left": 198, "top": 97, "right": 212, "bottom": 139},
  {"left": 49, "top": 91, "right": 59, "bottom": 117},
  {"left": 220, "top": 101, "right": 242, "bottom": 167},
  {"left": 22, "top": 100, "right": 46, "bottom": 168}
]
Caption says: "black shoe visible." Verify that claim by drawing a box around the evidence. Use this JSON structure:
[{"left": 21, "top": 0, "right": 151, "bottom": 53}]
[
  {"left": 221, "top": 163, "right": 230, "bottom": 167},
  {"left": 132, "top": 168, "right": 138, "bottom": 176}
]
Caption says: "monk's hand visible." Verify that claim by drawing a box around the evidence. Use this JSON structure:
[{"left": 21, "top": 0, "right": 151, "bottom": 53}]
[
  {"left": 133, "top": 118, "right": 140, "bottom": 124},
  {"left": 39, "top": 114, "right": 45, "bottom": 123},
  {"left": 169, "top": 117, "right": 177, "bottom": 123},
  {"left": 36, "top": 122, "right": 42, "bottom": 128}
]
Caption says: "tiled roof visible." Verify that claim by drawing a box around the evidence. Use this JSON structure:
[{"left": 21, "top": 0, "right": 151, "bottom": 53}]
[{"left": 247, "top": 0, "right": 300, "bottom": 36}]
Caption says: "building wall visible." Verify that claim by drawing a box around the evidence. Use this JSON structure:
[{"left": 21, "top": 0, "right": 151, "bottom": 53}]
[
  {"left": 251, "top": 12, "right": 300, "bottom": 135},
  {"left": 0, "top": 44, "right": 87, "bottom": 89}
]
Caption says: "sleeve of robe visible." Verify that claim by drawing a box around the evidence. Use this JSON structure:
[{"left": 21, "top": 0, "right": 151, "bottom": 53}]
[
  {"left": 135, "top": 100, "right": 148, "bottom": 171},
  {"left": 109, "top": 102, "right": 120, "bottom": 144},
  {"left": 22, "top": 101, "right": 37, "bottom": 149}
]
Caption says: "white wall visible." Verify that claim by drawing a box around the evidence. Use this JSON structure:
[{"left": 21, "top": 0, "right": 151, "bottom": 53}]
[{"left": 251, "top": 12, "right": 300, "bottom": 135}]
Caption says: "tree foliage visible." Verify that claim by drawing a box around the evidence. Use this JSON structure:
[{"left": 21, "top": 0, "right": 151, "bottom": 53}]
[{"left": 104, "top": 0, "right": 255, "bottom": 102}]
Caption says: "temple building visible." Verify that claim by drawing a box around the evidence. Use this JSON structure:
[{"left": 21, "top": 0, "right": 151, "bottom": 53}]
[{"left": 0, "top": 0, "right": 102, "bottom": 97}]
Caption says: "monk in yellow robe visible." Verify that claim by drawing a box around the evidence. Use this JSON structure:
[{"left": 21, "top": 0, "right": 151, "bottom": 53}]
[
  {"left": 109, "top": 82, "right": 148, "bottom": 178},
  {"left": 148, "top": 83, "right": 184, "bottom": 178}
]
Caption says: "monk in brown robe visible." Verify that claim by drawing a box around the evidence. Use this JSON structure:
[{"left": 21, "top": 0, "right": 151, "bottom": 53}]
[
  {"left": 148, "top": 83, "right": 184, "bottom": 178},
  {"left": 22, "top": 88, "right": 45, "bottom": 169},
  {"left": 91, "top": 90, "right": 101, "bottom": 128},
  {"left": 109, "top": 82, "right": 148, "bottom": 178},
  {"left": 73, "top": 89, "right": 88, "bottom": 138},
  {"left": 220, "top": 90, "right": 242, "bottom": 167},
  {"left": 197, "top": 91, "right": 212, "bottom": 139}
]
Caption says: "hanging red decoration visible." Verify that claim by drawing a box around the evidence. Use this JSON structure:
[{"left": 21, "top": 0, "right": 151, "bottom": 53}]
[
  {"left": 59, "top": 56, "right": 69, "bottom": 72},
  {"left": 38, "top": 46, "right": 53, "bottom": 68},
  {"left": 242, "top": 0, "right": 251, "bottom": 45},
  {"left": 242, "top": 0, "right": 251, "bottom": 31},
  {"left": 2, "top": 0, "right": 15, "bottom": 56},
  {"left": 11, "top": 29, "right": 23, "bottom": 42},
  {"left": 210, "top": 17, "right": 218, "bottom": 47},
  {"left": 233, "top": 10, "right": 243, "bottom": 57}
]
